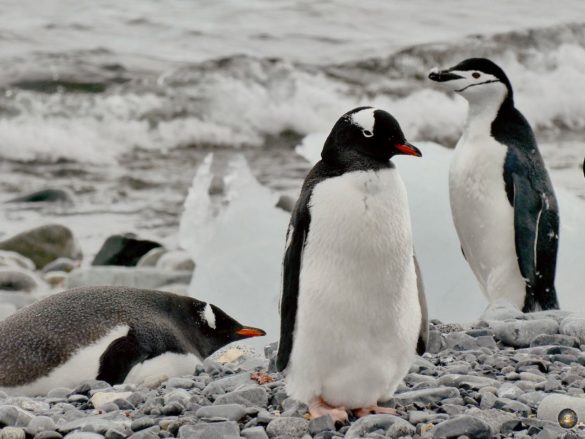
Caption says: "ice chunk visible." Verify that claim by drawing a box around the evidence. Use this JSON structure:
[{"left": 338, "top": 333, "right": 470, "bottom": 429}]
[{"left": 179, "top": 153, "right": 290, "bottom": 346}]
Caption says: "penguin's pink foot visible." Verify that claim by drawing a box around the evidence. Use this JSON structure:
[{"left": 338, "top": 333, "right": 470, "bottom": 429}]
[
  {"left": 309, "top": 397, "right": 348, "bottom": 425},
  {"left": 353, "top": 405, "right": 398, "bottom": 417}
]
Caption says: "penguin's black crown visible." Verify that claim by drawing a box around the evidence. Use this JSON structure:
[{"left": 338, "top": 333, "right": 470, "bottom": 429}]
[{"left": 321, "top": 106, "right": 421, "bottom": 165}]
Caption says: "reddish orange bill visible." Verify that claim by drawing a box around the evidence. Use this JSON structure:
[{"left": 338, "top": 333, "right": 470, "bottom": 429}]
[{"left": 236, "top": 327, "right": 266, "bottom": 337}]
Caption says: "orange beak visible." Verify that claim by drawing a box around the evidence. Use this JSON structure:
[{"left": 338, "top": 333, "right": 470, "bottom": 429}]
[
  {"left": 395, "top": 142, "right": 422, "bottom": 157},
  {"left": 236, "top": 327, "right": 266, "bottom": 338}
]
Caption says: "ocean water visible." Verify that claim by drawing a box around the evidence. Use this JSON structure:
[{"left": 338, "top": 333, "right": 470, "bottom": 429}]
[{"left": 0, "top": 2, "right": 584, "bottom": 326}]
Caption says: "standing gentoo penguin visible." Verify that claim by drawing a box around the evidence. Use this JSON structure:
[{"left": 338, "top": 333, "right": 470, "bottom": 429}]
[
  {"left": 277, "top": 107, "right": 428, "bottom": 423},
  {"left": 429, "top": 58, "right": 560, "bottom": 312},
  {"left": 0, "top": 286, "right": 265, "bottom": 395}
]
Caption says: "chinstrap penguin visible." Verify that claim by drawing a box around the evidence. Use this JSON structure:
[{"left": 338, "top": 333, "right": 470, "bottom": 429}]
[
  {"left": 429, "top": 58, "right": 560, "bottom": 312},
  {"left": 277, "top": 107, "right": 429, "bottom": 423},
  {"left": 0, "top": 286, "right": 265, "bottom": 395}
]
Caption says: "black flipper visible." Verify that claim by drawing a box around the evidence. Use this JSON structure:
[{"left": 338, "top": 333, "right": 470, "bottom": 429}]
[
  {"left": 276, "top": 206, "right": 310, "bottom": 372},
  {"left": 512, "top": 174, "right": 560, "bottom": 312},
  {"left": 97, "top": 331, "right": 148, "bottom": 385},
  {"left": 414, "top": 255, "right": 428, "bottom": 355}
]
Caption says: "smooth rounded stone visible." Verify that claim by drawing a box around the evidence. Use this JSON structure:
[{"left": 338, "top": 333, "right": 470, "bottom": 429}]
[
  {"left": 0, "top": 251, "right": 35, "bottom": 270},
  {"left": 394, "top": 387, "right": 460, "bottom": 405},
  {"left": 65, "top": 267, "right": 192, "bottom": 290},
  {"left": 519, "top": 372, "right": 545, "bottom": 383},
  {"left": 90, "top": 392, "right": 132, "bottom": 410},
  {"left": 161, "top": 401, "right": 184, "bottom": 416},
  {"left": 433, "top": 415, "right": 491, "bottom": 439},
  {"left": 518, "top": 391, "right": 548, "bottom": 410},
  {"left": 480, "top": 300, "right": 523, "bottom": 321},
  {"left": 0, "top": 267, "right": 47, "bottom": 293},
  {"left": 408, "top": 411, "right": 448, "bottom": 425},
  {"left": 92, "top": 234, "right": 162, "bottom": 267},
  {"left": 130, "top": 418, "right": 154, "bottom": 432},
  {"left": 163, "top": 389, "right": 190, "bottom": 406},
  {"left": 196, "top": 404, "right": 247, "bottom": 421},
  {"left": 387, "top": 420, "right": 416, "bottom": 438},
  {"left": 104, "top": 430, "right": 125, "bottom": 439},
  {"left": 0, "top": 406, "right": 34, "bottom": 427},
  {"left": 405, "top": 373, "right": 437, "bottom": 386},
  {"left": 0, "top": 224, "right": 80, "bottom": 269},
  {"left": 128, "top": 426, "right": 159, "bottom": 439},
  {"left": 308, "top": 416, "right": 335, "bottom": 435},
  {"left": 493, "top": 398, "right": 531, "bottom": 416},
  {"left": 464, "top": 408, "right": 517, "bottom": 435},
  {"left": 7, "top": 189, "right": 74, "bottom": 204},
  {"left": 344, "top": 415, "right": 411, "bottom": 439},
  {"left": 530, "top": 333, "right": 579, "bottom": 348},
  {"left": 436, "top": 374, "right": 498, "bottom": 390},
  {"left": 34, "top": 432, "right": 63, "bottom": 439},
  {"left": 58, "top": 415, "right": 132, "bottom": 434},
  {"left": 165, "top": 377, "right": 195, "bottom": 389},
  {"left": 488, "top": 319, "right": 559, "bottom": 348},
  {"left": 537, "top": 393, "right": 585, "bottom": 424},
  {"left": 41, "top": 258, "right": 76, "bottom": 275},
  {"left": 47, "top": 387, "right": 73, "bottom": 399},
  {"left": 266, "top": 417, "right": 308, "bottom": 438},
  {"left": 27, "top": 417, "right": 57, "bottom": 435},
  {"left": 178, "top": 421, "right": 239, "bottom": 439},
  {"left": 275, "top": 195, "right": 296, "bottom": 213},
  {"left": 443, "top": 332, "right": 484, "bottom": 351},
  {"left": 479, "top": 392, "right": 497, "bottom": 410},
  {"left": 497, "top": 383, "right": 523, "bottom": 400},
  {"left": 560, "top": 317, "right": 585, "bottom": 345},
  {"left": 0, "top": 427, "right": 25, "bottom": 439},
  {"left": 16, "top": 400, "right": 50, "bottom": 413},
  {"left": 72, "top": 380, "right": 111, "bottom": 395},
  {"left": 281, "top": 398, "right": 308, "bottom": 417},
  {"left": 156, "top": 251, "right": 195, "bottom": 272},
  {"left": 213, "top": 386, "right": 268, "bottom": 408},
  {"left": 241, "top": 426, "right": 269, "bottom": 439},
  {"left": 67, "top": 394, "right": 89, "bottom": 404},
  {"left": 524, "top": 309, "right": 570, "bottom": 323},
  {"left": 63, "top": 433, "right": 104, "bottom": 439}
]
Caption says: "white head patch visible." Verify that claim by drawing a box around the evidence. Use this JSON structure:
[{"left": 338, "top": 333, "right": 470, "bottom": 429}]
[
  {"left": 202, "top": 303, "right": 216, "bottom": 329},
  {"left": 350, "top": 108, "right": 376, "bottom": 134}
]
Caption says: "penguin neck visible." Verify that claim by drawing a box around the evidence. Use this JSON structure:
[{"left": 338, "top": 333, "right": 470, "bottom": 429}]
[{"left": 463, "top": 91, "right": 513, "bottom": 142}]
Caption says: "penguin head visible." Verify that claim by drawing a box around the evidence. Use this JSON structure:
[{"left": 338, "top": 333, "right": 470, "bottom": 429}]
[
  {"left": 191, "top": 301, "right": 265, "bottom": 358},
  {"left": 321, "top": 106, "right": 421, "bottom": 165},
  {"left": 428, "top": 58, "right": 512, "bottom": 105}
]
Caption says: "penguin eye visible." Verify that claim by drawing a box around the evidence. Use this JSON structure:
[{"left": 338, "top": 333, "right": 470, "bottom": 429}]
[
  {"left": 472, "top": 72, "right": 481, "bottom": 79},
  {"left": 362, "top": 129, "right": 373, "bottom": 138}
]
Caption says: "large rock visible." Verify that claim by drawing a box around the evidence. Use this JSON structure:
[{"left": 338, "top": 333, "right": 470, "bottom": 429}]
[
  {"left": 394, "top": 387, "right": 460, "bottom": 405},
  {"left": 537, "top": 394, "right": 585, "bottom": 426},
  {"left": 0, "top": 225, "right": 80, "bottom": 269},
  {"left": 488, "top": 319, "right": 559, "bottom": 347},
  {"left": 433, "top": 415, "right": 491, "bottom": 439},
  {"left": 136, "top": 248, "right": 167, "bottom": 267},
  {"left": 7, "top": 189, "right": 74, "bottom": 204},
  {"left": 92, "top": 234, "right": 162, "bottom": 267},
  {"left": 65, "top": 267, "right": 192, "bottom": 290},
  {"left": 0, "top": 268, "right": 47, "bottom": 293}
]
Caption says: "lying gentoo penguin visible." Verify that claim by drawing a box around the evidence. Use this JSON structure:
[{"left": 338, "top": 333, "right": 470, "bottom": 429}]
[
  {"left": 0, "top": 286, "right": 265, "bottom": 395},
  {"left": 429, "top": 58, "right": 560, "bottom": 312},
  {"left": 277, "top": 107, "right": 428, "bottom": 423}
]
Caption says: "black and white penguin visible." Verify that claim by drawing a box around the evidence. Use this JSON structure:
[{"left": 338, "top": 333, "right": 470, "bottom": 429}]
[
  {"left": 277, "top": 107, "right": 428, "bottom": 423},
  {"left": 0, "top": 286, "right": 265, "bottom": 395},
  {"left": 429, "top": 58, "right": 560, "bottom": 312}
]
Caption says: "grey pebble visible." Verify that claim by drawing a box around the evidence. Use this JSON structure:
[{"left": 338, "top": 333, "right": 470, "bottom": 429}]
[
  {"left": 165, "top": 377, "right": 195, "bottom": 389},
  {"left": 0, "top": 406, "right": 34, "bottom": 427},
  {"left": 489, "top": 319, "right": 559, "bottom": 348},
  {"left": 394, "top": 387, "right": 460, "bottom": 405},
  {"left": 214, "top": 386, "right": 268, "bottom": 408},
  {"left": 308, "top": 416, "right": 335, "bottom": 435},
  {"left": 27, "top": 416, "right": 57, "bottom": 435},
  {"left": 241, "top": 426, "right": 269, "bottom": 439},
  {"left": 130, "top": 418, "right": 154, "bottom": 432},
  {"left": 266, "top": 417, "right": 308, "bottom": 438},
  {"left": 34, "top": 432, "right": 63, "bottom": 439},
  {"left": 196, "top": 404, "right": 247, "bottom": 421},
  {"left": 432, "top": 415, "right": 491, "bottom": 439},
  {"left": 63, "top": 433, "right": 104, "bottom": 439},
  {"left": 345, "top": 415, "right": 411, "bottom": 439},
  {"left": 178, "top": 421, "right": 240, "bottom": 439},
  {"left": 127, "top": 426, "right": 159, "bottom": 439}
]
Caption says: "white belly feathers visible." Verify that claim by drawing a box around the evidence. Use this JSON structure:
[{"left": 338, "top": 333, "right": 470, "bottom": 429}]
[
  {"left": 286, "top": 168, "right": 421, "bottom": 408},
  {"left": 449, "top": 133, "right": 526, "bottom": 308}
]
